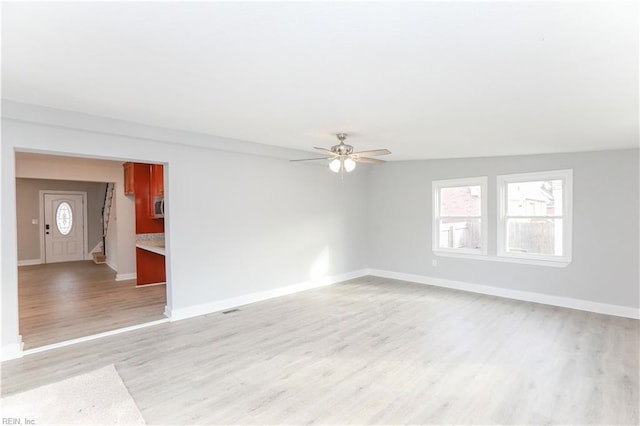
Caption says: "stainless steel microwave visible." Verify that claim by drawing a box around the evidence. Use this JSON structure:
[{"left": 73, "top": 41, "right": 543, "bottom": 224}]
[{"left": 152, "top": 196, "right": 165, "bottom": 218}]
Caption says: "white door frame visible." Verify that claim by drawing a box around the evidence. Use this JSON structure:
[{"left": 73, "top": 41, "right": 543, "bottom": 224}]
[{"left": 39, "top": 190, "right": 89, "bottom": 263}]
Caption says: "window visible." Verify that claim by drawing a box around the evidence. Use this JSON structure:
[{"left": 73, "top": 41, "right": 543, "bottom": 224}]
[
  {"left": 433, "top": 177, "right": 487, "bottom": 255},
  {"left": 498, "top": 170, "right": 572, "bottom": 264},
  {"left": 56, "top": 201, "right": 73, "bottom": 235}
]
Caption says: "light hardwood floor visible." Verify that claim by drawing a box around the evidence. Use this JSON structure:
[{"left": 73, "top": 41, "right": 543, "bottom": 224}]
[
  {"left": 3, "top": 276, "right": 638, "bottom": 424},
  {"left": 18, "top": 261, "right": 167, "bottom": 349}
]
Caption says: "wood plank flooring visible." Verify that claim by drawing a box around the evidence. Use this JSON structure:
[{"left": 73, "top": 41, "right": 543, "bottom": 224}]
[
  {"left": 18, "top": 261, "right": 167, "bottom": 349},
  {"left": 3, "top": 276, "right": 638, "bottom": 424}
]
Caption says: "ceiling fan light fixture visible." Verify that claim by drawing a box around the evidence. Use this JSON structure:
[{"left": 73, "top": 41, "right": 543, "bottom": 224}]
[
  {"left": 292, "top": 133, "right": 390, "bottom": 175},
  {"left": 329, "top": 158, "right": 341, "bottom": 173},
  {"left": 344, "top": 157, "right": 356, "bottom": 172}
]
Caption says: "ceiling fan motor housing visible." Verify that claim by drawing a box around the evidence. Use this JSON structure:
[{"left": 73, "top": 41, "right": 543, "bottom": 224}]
[
  {"left": 332, "top": 143, "right": 354, "bottom": 155},
  {"left": 332, "top": 133, "right": 353, "bottom": 156}
]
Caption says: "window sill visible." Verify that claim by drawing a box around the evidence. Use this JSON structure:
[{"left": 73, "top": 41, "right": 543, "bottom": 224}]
[{"left": 433, "top": 250, "right": 571, "bottom": 268}]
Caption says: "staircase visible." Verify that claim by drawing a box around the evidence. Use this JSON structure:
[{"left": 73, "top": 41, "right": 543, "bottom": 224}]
[{"left": 92, "top": 182, "right": 115, "bottom": 264}]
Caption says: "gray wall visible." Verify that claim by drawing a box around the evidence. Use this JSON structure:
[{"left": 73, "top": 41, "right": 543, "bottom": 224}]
[
  {"left": 367, "top": 149, "right": 639, "bottom": 308},
  {"left": 16, "top": 178, "right": 107, "bottom": 261},
  {"left": 2, "top": 105, "right": 370, "bottom": 356}
]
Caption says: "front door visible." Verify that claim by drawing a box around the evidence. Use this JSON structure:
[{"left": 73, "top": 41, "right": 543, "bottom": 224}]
[{"left": 43, "top": 193, "right": 85, "bottom": 263}]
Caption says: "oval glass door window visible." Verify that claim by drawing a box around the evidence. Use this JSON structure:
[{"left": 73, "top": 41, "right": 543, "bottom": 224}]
[{"left": 56, "top": 201, "right": 73, "bottom": 235}]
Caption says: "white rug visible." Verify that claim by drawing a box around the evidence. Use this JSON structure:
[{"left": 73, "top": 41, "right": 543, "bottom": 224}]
[{"left": 1, "top": 364, "right": 145, "bottom": 425}]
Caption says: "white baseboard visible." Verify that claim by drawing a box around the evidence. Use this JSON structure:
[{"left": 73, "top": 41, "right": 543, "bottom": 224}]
[
  {"left": 106, "top": 258, "right": 117, "bottom": 272},
  {"left": 136, "top": 282, "right": 165, "bottom": 287},
  {"left": 168, "top": 269, "right": 368, "bottom": 322},
  {"left": 367, "top": 269, "right": 640, "bottom": 320},
  {"left": 1, "top": 335, "right": 24, "bottom": 361},
  {"left": 17, "top": 259, "right": 42, "bottom": 266},
  {"left": 115, "top": 272, "right": 136, "bottom": 281}
]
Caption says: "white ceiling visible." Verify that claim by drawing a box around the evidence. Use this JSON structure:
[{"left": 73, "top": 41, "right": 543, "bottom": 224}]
[{"left": 2, "top": 1, "right": 638, "bottom": 160}]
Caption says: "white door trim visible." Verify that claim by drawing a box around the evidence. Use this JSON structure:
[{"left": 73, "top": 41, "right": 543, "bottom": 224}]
[{"left": 39, "top": 190, "right": 89, "bottom": 263}]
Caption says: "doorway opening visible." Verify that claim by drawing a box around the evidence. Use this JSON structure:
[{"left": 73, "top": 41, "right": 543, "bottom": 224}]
[{"left": 15, "top": 152, "right": 170, "bottom": 351}]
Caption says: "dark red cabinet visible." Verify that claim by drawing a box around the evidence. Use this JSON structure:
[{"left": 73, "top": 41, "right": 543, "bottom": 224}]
[
  {"left": 125, "top": 162, "right": 166, "bottom": 286},
  {"left": 123, "top": 162, "right": 135, "bottom": 195},
  {"left": 150, "top": 164, "right": 164, "bottom": 197},
  {"left": 136, "top": 248, "right": 166, "bottom": 285}
]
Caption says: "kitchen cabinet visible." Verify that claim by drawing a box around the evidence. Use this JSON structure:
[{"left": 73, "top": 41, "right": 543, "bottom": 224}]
[
  {"left": 123, "top": 162, "right": 135, "bottom": 195},
  {"left": 132, "top": 163, "right": 164, "bottom": 233},
  {"left": 150, "top": 164, "right": 164, "bottom": 196},
  {"left": 124, "top": 162, "right": 164, "bottom": 197},
  {"left": 136, "top": 247, "right": 166, "bottom": 285}
]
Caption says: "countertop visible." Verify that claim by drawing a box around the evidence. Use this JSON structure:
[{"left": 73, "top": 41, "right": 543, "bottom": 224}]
[
  {"left": 136, "top": 241, "right": 165, "bottom": 256},
  {"left": 136, "top": 233, "right": 165, "bottom": 256}
]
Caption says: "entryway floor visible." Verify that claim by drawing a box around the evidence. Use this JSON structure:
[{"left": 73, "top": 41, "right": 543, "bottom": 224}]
[{"left": 18, "top": 261, "right": 166, "bottom": 350}]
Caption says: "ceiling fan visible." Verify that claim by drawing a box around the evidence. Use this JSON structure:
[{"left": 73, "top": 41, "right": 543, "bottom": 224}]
[{"left": 291, "top": 133, "right": 391, "bottom": 173}]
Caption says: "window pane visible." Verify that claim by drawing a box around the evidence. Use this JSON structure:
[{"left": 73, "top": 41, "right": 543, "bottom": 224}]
[
  {"left": 440, "top": 185, "right": 481, "bottom": 217},
  {"left": 506, "top": 218, "right": 563, "bottom": 256},
  {"left": 507, "top": 180, "right": 563, "bottom": 216},
  {"left": 56, "top": 201, "right": 73, "bottom": 235},
  {"left": 439, "top": 218, "right": 482, "bottom": 250}
]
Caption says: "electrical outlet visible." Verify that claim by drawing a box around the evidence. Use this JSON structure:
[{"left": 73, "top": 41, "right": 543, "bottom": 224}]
[{"left": 432, "top": 259, "right": 438, "bottom": 267}]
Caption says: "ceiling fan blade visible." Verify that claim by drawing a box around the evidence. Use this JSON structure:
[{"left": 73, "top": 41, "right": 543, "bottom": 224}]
[
  {"left": 354, "top": 157, "right": 386, "bottom": 164},
  {"left": 290, "top": 157, "right": 332, "bottom": 162},
  {"left": 314, "top": 147, "right": 335, "bottom": 154},
  {"left": 351, "top": 149, "right": 391, "bottom": 157}
]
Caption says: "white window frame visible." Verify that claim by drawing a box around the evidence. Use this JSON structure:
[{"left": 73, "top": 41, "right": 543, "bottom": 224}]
[
  {"left": 497, "top": 169, "right": 573, "bottom": 266},
  {"left": 432, "top": 177, "right": 488, "bottom": 256}
]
